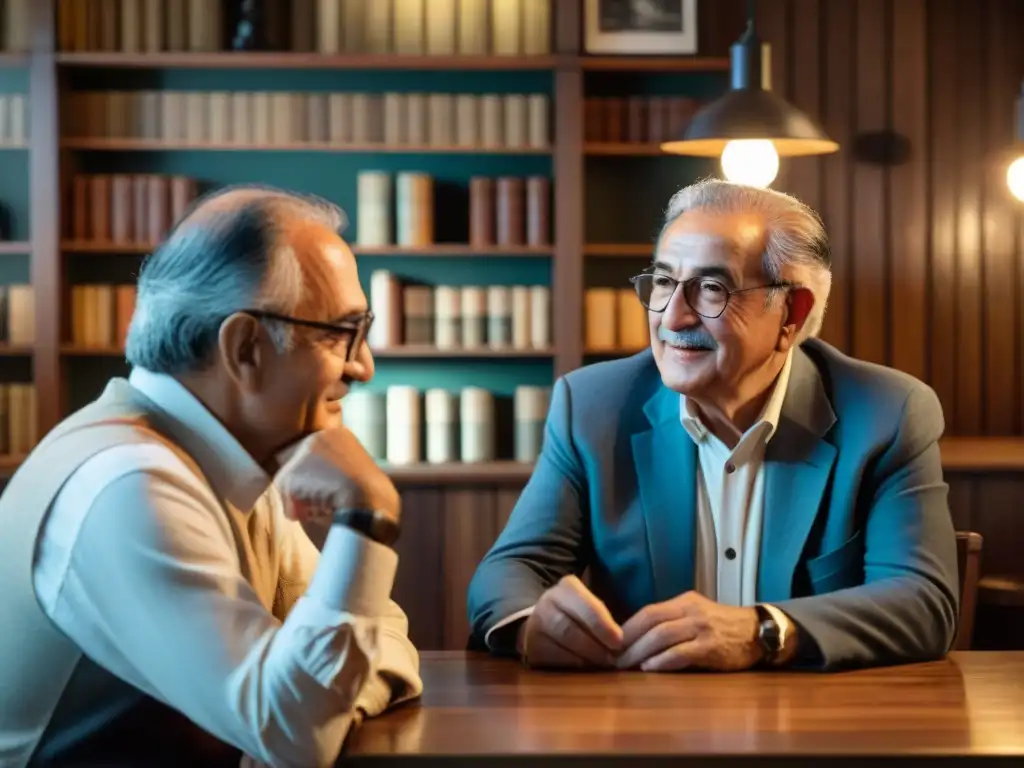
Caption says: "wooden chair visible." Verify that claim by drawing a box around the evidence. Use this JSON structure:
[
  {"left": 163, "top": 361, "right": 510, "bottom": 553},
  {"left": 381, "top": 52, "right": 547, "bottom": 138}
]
[{"left": 955, "top": 531, "right": 983, "bottom": 650}]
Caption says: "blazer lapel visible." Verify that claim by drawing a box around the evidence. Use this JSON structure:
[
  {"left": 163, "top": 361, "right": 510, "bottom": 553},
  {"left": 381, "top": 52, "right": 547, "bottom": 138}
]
[
  {"left": 759, "top": 347, "right": 838, "bottom": 603},
  {"left": 631, "top": 385, "right": 697, "bottom": 602}
]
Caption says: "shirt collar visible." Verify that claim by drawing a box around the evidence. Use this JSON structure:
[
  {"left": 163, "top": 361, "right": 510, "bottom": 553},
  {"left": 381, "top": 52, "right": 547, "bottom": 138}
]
[
  {"left": 128, "top": 367, "right": 272, "bottom": 512},
  {"left": 679, "top": 350, "right": 795, "bottom": 447}
]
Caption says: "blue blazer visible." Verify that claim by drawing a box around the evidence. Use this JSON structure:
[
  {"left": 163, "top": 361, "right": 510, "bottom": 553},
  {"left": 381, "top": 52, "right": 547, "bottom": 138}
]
[{"left": 467, "top": 339, "right": 959, "bottom": 669}]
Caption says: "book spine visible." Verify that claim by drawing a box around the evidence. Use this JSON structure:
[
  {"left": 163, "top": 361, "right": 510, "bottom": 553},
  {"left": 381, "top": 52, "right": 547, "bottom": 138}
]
[
  {"left": 146, "top": 175, "right": 169, "bottom": 244},
  {"left": 396, "top": 172, "right": 433, "bottom": 247},
  {"left": 486, "top": 286, "right": 511, "bottom": 349},
  {"left": 342, "top": 0, "right": 366, "bottom": 52},
  {"left": 460, "top": 287, "right": 486, "bottom": 348},
  {"left": 469, "top": 176, "right": 494, "bottom": 246},
  {"left": 405, "top": 93, "right": 427, "bottom": 145},
  {"left": 306, "top": 93, "right": 328, "bottom": 143},
  {"left": 456, "top": 0, "right": 487, "bottom": 55},
  {"left": 585, "top": 288, "right": 618, "bottom": 351},
  {"left": 521, "top": 0, "right": 549, "bottom": 54},
  {"left": 526, "top": 175, "right": 549, "bottom": 246},
  {"left": 527, "top": 94, "right": 548, "bottom": 148},
  {"left": 425, "top": 0, "right": 456, "bottom": 54},
  {"left": 433, "top": 285, "right": 461, "bottom": 349},
  {"left": 328, "top": 93, "right": 351, "bottom": 144},
  {"left": 402, "top": 285, "right": 434, "bottom": 346},
  {"left": 617, "top": 288, "right": 649, "bottom": 350},
  {"left": 316, "top": 0, "right": 340, "bottom": 53},
  {"left": 627, "top": 97, "right": 645, "bottom": 143},
  {"left": 383, "top": 92, "right": 404, "bottom": 145},
  {"left": 110, "top": 174, "right": 132, "bottom": 243},
  {"left": 392, "top": 0, "right": 423, "bottom": 54},
  {"left": 510, "top": 285, "right": 530, "bottom": 350},
  {"left": 90, "top": 175, "right": 111, "bottom": 243},
  {"left": 364, "top": 0, "right": 391, "bottom": 53},
  {"left": 604, "top": 97, "right": 624, "bottom": 143},
  {"left": 584, "top": 98, "right": 604, "bottom": 142},
  {"left": 495, "top": 176, "right": 524, "bottom": 246},
  {"left": 647, "top": 96, "right": 666, "bottom": 143},
  {"left": 490, "top": 0, "right": 521, "bottom": 55},
  {"left": 455, "top": 95, "right": 478, "bottom": 147},
  {"left": 427, "top": 94, "right": 453, "bottom": 147},
  {"left": 342, "top": 390, "right": 387, "bottom": 460},
  {"left": 424, "top": 388, "right": 457, "bottom": 464},
  {"left": 291, "top": 0, "right": 315, "bottom": 52},
  {"left": 529, "top": 285, "right": 550, "bottom": 348},
  {"left": 480, "top": 94, "right": 502, "bottom": 147},
  {"left": 356, "top": 171, "right": 392, "bottom": 246},
  {"left": 170, "top": 175, "right": 197, "bottom": 227},
  {"left": 367, "top": 270, "right": 401, "bottom": 348},
  {"left": 385, "top": 386, "right": 421, "bottom": 465},
  {"left": 459, "top": 387, "right": 494, "bottom": 463},
  {"left": 503, "top": 94, "right": 526, "bottom": 147},
  {"left": 514, "top": 385, "right": 549, "bottom": 461}
]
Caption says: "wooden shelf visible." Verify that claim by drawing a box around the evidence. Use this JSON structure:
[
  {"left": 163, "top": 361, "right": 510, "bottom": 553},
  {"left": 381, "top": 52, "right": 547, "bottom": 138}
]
[
  {"left": 351, "top": 244, "right": 552, "bottom": 257},
  {"left": 583, "top": 243, "right": 653, "bottom": 257},
  {"left": 0, "top": 142, "right": 28, "bottom": 150},
  {"left": 61, "top": 345, "right": 124, "bottom": 356},
  {"left": 385, "top": 461, "right": 533, "bottom": 484},
  {"left": 372, "top": 346, "right": 553, "bottom": 359},
  {"left": 0, "top": 241, "right": 31, "bottom": 254},
  {"left": 585, "top": 143, "right": 666, "bottom": 156},
  {"left": 580, "top": 56, "right": 730, "bottom": 72},
  {"left": 0, "top": 52, "right": 29, "bottom": 67},
  {"left": 60, "top": 138, "right": 552, "bottom": 155},
  {"left": 62, "top": 241, "right": 553, "bottom": 257},
  {"left": 0, "top": 344, "right": 33, "bottom": 356},
  {"left": 939, "top": 437, "right": 1024, "bottom": 471},
  {"left": 55, "top": 51, "right": 565, "bottom": 70}
]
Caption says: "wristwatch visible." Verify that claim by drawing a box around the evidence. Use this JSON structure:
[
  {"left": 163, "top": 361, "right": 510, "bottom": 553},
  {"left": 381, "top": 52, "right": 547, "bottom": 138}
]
[
  {"left": 332, "top": 508, "right": 401, "bottom": 547},
  {"left": 754, "top": 604, "right": 785, "bottom": 665}
]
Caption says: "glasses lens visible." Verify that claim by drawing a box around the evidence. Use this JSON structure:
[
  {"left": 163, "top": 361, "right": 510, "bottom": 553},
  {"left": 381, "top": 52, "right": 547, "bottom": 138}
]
[
  {"left": 634, "top": 273, "right": 679, "bottom": 311},
  {"left": 683, "top": 278, "right": 728, "bottom": 318}
]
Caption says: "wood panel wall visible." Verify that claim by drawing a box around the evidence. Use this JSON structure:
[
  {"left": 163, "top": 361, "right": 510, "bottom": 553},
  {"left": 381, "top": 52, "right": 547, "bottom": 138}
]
[{"left": 393, "top": 0, "right": 1024, "bottom": 653}]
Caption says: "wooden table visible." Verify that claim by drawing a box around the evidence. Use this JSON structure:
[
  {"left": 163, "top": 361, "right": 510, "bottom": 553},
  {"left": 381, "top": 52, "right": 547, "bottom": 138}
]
[{"left": 342, "top": 651, "right": 1024, "bottom": 766}]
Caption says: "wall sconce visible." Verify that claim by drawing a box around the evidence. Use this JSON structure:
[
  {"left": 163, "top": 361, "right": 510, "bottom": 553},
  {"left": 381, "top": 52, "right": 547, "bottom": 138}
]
[{"left": 1007, "top": 80, "right": 1024, "bottom": 203}]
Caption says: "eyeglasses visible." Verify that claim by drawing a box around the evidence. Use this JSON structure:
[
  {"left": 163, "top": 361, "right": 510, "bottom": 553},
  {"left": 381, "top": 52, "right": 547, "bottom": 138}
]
[
  {"left": 241, "top": 309, "right": 374, "bottom": 362},
  {"left": 629, "top": 273, "right": 792, "bottom": 319}
]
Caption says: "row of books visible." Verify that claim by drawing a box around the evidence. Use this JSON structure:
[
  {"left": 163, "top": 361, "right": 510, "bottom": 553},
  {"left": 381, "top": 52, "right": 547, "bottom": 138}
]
[
  {"left": 0, "top": 94, "right": 27, "bottom": 147},
  {"left": 64, "top": 174, "right": 199, "bottom": 246},
  {"left": 0, "top": 0, "right": 27, "bottom": 52},
  {"left": 343, "top": 383, "right": 550, "bottom": 465},
  {"left": 64, "top": 90, "right": 550, "bottom": 149},
  {"left": 0, "top": 284, "right": 34, "bottom": 346},
  {"left": 57, "top": 0, "right": 550, "bottom": 56},
  {"left": 0, "top": 381, "right": 36, "bottom": 456},
  {"left": 584, "top": 96, "right": 705, "bottom": 145},
  {"left": 585, "top": 288, "right": 649, "bottom": 353},
  {"left": 368, "top": 272, "right": 551, "bottom": 351},
  {"left": 69, "top": 284, "right": 136, "bottom": 349},
  {"left": 356, "top": 172, "right": 550, "bottom": 248}
]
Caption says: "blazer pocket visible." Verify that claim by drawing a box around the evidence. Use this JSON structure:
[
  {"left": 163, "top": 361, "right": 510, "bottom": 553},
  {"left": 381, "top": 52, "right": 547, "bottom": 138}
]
[{"left": 806, "top": 530, "right": 865, "bottom": 594}]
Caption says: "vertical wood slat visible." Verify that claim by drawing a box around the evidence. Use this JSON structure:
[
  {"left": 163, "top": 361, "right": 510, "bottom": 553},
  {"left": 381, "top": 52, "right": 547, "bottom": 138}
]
[
  {"left": 982, "top": 0, "right": 1020, "bottom": 435},
  {"left": 953, "top": 0, "right": 985, "bottom": 434},
  {"left": 784, "top": 0, "right": 822, "bottom": 215},
  {"left": 29, "top": 0, "right": 62, "bottom": 436},
  {"left": 755, "top": 0, "right": 791, "bottom": 191},
  {"left": 928, "top": 0, "right": 959, "bottom": 430},
  {"left": 817, "top": 0, "right": 854, "bottom": 353},
  {"left": 851, "top": 0, "right": 888, "bottom": 365},
  {"left": 888, "top": 0, "right": 928, "bottom": 383}
]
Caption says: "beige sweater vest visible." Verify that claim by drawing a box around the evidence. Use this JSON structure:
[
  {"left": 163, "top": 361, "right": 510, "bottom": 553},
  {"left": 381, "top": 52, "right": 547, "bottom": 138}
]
[{"left": 0, "top": 378, "right": 244, "bottom": 767}]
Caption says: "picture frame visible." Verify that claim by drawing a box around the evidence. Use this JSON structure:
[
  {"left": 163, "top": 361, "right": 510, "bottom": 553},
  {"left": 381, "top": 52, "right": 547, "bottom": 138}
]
[{"left": 584, "top": 0, "right": 698, "bottom": 55}]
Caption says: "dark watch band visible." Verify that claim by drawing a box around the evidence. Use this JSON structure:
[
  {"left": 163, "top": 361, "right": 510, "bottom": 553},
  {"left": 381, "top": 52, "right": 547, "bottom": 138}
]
[
  {"left": 754, "top": 604, "right": 783, "bottom": 664},
  {"left": 332, "top": 508, "right": 400, "bottom": 548}
]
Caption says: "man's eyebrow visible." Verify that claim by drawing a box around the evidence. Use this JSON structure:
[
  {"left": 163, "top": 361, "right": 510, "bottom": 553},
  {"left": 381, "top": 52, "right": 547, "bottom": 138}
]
[
  {"left": 647, "top": 261, "right": 736, "bottom": 284},
  {"left": 328, "top": 311, "right": 368, "bottom": 324}
]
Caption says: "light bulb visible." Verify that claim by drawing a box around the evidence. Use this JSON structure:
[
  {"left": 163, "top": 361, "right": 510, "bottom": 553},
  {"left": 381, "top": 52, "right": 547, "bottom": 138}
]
[
  {"left": 1007, "top": 156, "right": 1024, "bottom": 202},
  {"left": 720, "top": 139, "right": 780, "bottom": 187}
]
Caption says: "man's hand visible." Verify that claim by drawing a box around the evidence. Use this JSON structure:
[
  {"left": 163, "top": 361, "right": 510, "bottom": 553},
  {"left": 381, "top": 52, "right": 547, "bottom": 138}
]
[
  {"left": 615, "top": 591, "right": 762, "bottom": 672},
  {"left": 274, "top": 426, "right": 400, "bottom": 523},
  {"left": 517, "top": 575, "right": 624, "bottom": 669}
]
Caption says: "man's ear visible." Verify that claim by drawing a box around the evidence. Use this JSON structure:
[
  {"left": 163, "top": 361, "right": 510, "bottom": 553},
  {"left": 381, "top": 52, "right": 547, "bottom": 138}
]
[
  {"left": 218, "top": 313, "right": 265, "bottom": 390},
  {"left": 777, "top": 287, "right": 814, "bottom": 352}
]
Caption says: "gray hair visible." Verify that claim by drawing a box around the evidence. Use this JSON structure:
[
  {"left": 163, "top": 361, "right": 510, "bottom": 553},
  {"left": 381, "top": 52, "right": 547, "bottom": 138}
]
[
  {"left": 656, "top": 178, "right": 832, "bottom": 342},
  {"left": 125, "top": 183, "right": 347, "bottom": 374}
]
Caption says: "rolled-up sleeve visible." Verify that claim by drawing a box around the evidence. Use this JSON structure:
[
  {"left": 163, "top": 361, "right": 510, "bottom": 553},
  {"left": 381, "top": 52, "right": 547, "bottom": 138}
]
[{"left": 45, "top": 447, "right": 413, "bottom": 768}]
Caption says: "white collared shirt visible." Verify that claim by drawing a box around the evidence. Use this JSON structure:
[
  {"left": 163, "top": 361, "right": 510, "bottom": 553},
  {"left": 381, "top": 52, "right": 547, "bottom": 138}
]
[
  {"left": 31, "top": 368, "right": 421, "bottom": 767},
  {"left": 682, "top": 351, "right": 794, "bottom": 630}
]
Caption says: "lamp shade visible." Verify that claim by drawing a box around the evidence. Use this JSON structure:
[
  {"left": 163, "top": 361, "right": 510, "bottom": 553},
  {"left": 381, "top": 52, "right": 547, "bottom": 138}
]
[
  {"left": 661, "top": 19, "right": 838, "bottom": 158},
  {"left": 662, "top": 88, "right": 839, "bottom": 157}
]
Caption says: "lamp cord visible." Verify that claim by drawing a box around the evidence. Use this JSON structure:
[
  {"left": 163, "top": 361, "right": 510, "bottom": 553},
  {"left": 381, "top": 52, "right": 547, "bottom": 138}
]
[{"left": 747, "top": 0, "right": 757, "bottom": 30}]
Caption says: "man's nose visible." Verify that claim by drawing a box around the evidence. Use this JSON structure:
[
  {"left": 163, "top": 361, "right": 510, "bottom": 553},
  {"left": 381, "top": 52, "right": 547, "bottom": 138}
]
[
  {"left": 660, "top": 283, "right": 698, "bottom": 331},
  {"left": 344, "top": 341, "right": 375, "bottom": 383}
]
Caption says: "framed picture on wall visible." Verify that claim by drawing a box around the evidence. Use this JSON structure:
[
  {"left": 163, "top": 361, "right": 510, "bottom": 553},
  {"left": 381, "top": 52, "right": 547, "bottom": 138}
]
[{"left": 584, "top": 0, "right": 698, "bottom": 55}]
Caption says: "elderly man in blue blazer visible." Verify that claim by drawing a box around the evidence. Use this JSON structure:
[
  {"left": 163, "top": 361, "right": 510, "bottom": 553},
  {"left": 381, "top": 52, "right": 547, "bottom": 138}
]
[{"left": 467, "top": 179, "right": 959, "bottom": 673}]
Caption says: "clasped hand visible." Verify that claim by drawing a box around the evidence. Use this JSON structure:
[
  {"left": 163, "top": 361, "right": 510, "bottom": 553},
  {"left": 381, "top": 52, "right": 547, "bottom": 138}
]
[{"left": 518, "top": 575, "right": 763, "bottom": 672}]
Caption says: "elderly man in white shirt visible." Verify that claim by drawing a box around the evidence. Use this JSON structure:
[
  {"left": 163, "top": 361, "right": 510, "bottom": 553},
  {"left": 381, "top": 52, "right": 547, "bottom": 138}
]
[{"left": 0, "top": 185, "right": 421, "bottom": 767}]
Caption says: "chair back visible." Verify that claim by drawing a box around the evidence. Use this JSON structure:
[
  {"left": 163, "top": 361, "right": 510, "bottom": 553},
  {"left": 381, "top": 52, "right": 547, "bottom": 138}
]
[{"left": 955, "top": 531, "right": 983, "bottom": 650}]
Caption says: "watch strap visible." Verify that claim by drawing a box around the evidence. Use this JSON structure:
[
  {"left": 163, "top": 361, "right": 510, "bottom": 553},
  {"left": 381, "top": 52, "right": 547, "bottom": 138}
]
[{"left": 332, "top": 507, "right": 400, "bottom": 548}]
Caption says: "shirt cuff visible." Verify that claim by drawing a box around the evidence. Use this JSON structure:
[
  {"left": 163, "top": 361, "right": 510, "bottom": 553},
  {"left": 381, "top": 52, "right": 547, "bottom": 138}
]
[
  {"left": 484, "top": 606, "right": 536, "bottom": 652},
  {"left": 306, "top": 525, "right": 398, "bottom": 617}
]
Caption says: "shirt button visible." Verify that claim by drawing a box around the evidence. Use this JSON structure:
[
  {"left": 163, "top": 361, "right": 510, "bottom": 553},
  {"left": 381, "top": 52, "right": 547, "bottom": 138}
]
[
  {"left": 725, "top": 462, "right": 736, "bottom": 473},
  {"left": 725, "top": 547, "right": 737, "bottom": 560}
]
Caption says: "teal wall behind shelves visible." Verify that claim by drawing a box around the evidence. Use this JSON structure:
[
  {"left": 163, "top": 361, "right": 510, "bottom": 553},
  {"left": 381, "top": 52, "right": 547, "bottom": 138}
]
[
  {"left": 0, "top": 67, "right": 30, "bottom": 243},
  {"left": 66, "top": 66, "right": 557, "bottom": 411}
]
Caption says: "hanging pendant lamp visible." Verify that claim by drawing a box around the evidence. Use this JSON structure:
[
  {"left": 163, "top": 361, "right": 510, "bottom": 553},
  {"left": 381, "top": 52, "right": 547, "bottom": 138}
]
[{"left": 661, "top": 0, "right": 838, "bottom": 187}]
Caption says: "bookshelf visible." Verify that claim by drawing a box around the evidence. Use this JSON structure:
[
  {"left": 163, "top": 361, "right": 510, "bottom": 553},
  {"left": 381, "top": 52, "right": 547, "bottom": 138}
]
[{"left": 9, "top": 0, "right": 1021, "bottom": 483}]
